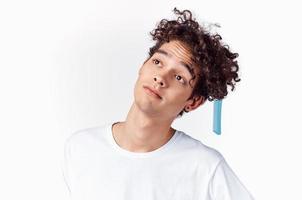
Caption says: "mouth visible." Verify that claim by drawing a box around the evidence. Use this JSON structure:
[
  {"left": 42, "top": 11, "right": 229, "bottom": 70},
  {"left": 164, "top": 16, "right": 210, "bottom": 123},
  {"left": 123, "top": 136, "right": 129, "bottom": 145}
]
[{"left": 143, "top": 86, "right": 162, "bottom": 99}]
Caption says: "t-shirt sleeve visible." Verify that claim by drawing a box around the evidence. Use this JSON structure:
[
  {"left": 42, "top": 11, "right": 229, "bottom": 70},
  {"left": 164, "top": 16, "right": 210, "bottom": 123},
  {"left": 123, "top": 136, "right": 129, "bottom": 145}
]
[{"left": 209, "top": 158, "right": 254, "bottom": 200}]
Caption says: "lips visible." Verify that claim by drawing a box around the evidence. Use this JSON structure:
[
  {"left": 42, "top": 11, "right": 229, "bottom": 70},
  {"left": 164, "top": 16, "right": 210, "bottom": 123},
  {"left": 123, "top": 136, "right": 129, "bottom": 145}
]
[{"left": 143, "top": 86, "right": 162, "bottom": 99}]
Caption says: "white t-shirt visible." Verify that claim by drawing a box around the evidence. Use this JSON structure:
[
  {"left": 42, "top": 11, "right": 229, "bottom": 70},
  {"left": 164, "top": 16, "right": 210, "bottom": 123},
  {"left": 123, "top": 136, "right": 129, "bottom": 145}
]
[{"left": 62, "top": 122, "right": 254, "bottom": 200}]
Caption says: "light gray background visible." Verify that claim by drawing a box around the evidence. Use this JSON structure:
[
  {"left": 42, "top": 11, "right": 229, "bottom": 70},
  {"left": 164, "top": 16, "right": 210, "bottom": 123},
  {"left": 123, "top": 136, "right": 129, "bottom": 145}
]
[{"left": 0, "top": 0, "right": 301, "bottom": 199}]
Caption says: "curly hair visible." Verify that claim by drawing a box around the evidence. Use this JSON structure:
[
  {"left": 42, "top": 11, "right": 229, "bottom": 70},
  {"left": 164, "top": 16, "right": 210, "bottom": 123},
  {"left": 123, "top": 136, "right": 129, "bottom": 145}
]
[{"left": 145, "top": 7, "right": 241, "bottom": 117}]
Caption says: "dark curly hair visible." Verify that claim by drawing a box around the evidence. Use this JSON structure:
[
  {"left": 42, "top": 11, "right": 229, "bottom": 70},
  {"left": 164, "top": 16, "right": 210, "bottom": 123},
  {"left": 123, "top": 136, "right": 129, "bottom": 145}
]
[{"left": 145, "top": 7, "right": 241, "bottom": 117}]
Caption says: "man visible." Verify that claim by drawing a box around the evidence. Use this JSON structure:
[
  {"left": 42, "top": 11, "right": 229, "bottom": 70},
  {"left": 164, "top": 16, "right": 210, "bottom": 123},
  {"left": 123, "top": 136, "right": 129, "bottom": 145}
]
[{"left": 62, "top": 8, "right": 254, "bottom": 200}]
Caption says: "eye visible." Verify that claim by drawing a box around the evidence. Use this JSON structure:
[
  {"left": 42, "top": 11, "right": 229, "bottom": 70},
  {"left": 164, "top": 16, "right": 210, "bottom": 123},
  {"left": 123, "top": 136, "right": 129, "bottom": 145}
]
[
  {"left": 175, "top": 75, "right": 185, "bottom": 84},
  {"left": 152, "top": 59, "right": 161, "bottom": 65}
]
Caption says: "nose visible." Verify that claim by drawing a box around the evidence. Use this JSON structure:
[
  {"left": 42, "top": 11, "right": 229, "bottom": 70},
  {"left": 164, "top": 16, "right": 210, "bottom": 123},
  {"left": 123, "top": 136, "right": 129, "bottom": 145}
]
[{"left": 153, "top": 75, "right": 166, "bottom": 87}]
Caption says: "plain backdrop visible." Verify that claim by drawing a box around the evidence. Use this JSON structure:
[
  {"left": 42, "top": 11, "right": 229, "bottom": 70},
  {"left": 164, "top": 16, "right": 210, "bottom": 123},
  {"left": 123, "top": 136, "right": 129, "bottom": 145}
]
[{"left": 0, "top": 0, "right": 301, "bottom": 199}]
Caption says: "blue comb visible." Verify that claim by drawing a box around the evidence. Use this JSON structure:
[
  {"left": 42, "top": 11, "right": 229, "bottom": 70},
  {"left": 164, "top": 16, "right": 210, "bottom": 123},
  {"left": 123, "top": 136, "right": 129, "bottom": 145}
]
[{"left": 213, "top": 100, "right": 222, "bottom": 135}]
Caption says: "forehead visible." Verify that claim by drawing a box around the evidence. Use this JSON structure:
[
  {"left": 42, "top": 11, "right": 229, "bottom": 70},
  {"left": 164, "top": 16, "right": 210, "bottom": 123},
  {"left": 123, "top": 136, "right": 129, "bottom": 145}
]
[
  {"left": 158, "top": 40, "right": 193, "bottom": 62},
  {"left": 154, "top": 40, "right": 198, "bottom": 77}
]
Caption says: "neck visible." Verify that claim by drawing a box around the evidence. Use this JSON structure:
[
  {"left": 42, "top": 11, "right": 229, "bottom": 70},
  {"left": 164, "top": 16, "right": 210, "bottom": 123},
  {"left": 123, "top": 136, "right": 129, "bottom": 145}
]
[{"left": 113, "top": 102, "right": 176, "bottom": 153}]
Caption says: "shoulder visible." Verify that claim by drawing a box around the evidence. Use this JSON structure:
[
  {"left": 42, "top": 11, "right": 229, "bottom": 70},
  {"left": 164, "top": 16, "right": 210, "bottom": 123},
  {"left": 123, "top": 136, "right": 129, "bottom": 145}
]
[
  {"left": 64, "top": 122, "right": 111, "bottom": 155},
  {"left": 175, "top": 130, "right": 224, "bottom": 168}
]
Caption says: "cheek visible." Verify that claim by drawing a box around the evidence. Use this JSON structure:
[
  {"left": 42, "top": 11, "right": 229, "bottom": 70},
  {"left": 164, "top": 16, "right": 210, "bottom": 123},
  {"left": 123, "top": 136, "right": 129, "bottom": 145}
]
[
  {"left": 139, "top": 66, "right": 154, "bottom": 80},
  {"left": 165, "top": 89, "right": 187, "bottom": 103},
  {"left": 138, "top": 65, "right": 145, "bottom": 75},
  {"left": 171, "top": 87, "right": 192, "bottom": 102},
  {"left": 142, "top": 64, "right": 152, "bottom": 73}
]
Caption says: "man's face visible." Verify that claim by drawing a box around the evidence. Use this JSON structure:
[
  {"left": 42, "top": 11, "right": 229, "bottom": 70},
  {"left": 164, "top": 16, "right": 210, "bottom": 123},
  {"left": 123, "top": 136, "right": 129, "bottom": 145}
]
[{"left": 133, "top": 39, "right": 201, "bottom": 119}]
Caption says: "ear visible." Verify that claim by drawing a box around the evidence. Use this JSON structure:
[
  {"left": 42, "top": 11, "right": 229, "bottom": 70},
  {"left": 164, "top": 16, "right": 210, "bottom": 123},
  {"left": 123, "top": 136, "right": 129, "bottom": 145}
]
[{"left": 184, "top": 95, "right": 206, "bottom": 112}]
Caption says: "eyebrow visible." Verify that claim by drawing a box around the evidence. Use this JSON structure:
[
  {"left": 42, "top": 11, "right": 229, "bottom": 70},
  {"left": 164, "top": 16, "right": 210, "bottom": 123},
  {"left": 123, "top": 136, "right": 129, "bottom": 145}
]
[{"left": 154, "top": 49, "right": 195, "bottom": 78}]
